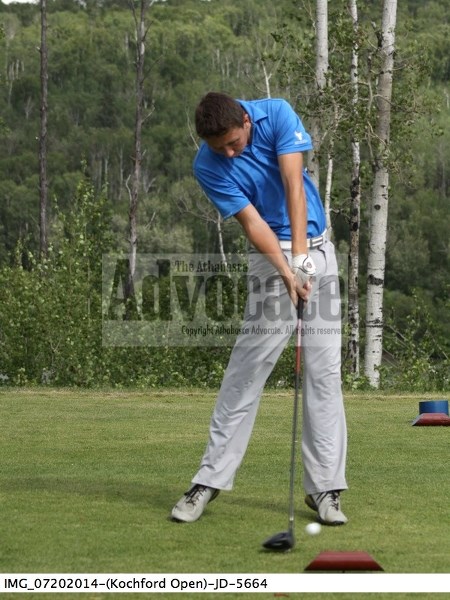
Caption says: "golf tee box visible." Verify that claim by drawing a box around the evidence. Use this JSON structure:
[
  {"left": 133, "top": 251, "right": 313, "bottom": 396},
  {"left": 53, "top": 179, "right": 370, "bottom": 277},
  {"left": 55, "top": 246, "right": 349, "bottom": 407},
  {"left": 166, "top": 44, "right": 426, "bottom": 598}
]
[
  {"left": 412, "top": 413, "right": 450, "bottom": 426},
  {"left": 412, "top": 399, "right": 450, "bottom": 426},
  {"left": 304, "top": 551, "right": 383, "bottom": 572}
]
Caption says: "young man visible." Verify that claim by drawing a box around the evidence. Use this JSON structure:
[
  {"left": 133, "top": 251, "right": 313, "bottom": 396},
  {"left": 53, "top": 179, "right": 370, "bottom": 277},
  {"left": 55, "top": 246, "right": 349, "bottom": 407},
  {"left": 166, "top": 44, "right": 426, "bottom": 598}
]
[{"left": 171, "top": 92, "right": 348, "bottom": 525}]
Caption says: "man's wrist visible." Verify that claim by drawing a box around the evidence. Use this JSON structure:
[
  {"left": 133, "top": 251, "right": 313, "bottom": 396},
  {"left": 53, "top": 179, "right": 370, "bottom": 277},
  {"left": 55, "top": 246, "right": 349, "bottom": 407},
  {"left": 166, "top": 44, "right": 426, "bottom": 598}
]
[{"left": 291, "top": 243, "right": 308, "bottom": 256}]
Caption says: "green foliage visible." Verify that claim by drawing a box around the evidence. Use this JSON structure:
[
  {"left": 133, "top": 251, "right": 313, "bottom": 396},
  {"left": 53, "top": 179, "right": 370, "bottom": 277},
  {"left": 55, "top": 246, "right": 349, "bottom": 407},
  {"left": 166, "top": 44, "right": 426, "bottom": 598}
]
[
  {"left": 0, "top": 174, "right": 234, "bottom": 387},
  {"left": 381, "top": 291, "right": 450, "bottom": 391},
  {"left": 0, "top": 176, "right": 111, "bottom": 386},
  {"left": 0, "top": 0, "right": 448, "bottom": 390}
]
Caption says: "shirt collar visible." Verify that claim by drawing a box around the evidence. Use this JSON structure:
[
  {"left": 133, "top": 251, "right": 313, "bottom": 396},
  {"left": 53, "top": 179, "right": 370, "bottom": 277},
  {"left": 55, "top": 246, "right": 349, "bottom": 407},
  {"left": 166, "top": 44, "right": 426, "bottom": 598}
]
[{"left": 237, "top": 100, "right": 267, "bottom": 125}]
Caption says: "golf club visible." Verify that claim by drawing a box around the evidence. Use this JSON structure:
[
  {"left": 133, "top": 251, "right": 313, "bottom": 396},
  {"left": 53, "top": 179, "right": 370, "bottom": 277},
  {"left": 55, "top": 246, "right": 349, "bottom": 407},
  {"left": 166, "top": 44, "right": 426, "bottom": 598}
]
[{"left": 262, "top": 298, "right": 304, "bottom": 552}]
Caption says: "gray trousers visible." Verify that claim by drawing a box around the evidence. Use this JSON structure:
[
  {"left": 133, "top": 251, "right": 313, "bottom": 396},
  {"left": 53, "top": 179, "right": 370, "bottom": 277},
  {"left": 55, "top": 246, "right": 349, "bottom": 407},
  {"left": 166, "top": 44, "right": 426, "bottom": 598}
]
[{"left": 192, "top": 239, "right": 348, "bottom": 495}]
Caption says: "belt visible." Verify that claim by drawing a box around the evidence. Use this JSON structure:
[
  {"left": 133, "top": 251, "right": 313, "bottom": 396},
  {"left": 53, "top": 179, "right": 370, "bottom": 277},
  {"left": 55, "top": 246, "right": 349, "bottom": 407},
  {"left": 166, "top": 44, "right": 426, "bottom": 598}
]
[
  {"left": 279, "top": 230, "right": 327, "bottom": 251},
  {"left": 308, "top": 232, "right": 327, "bottom": 248}
]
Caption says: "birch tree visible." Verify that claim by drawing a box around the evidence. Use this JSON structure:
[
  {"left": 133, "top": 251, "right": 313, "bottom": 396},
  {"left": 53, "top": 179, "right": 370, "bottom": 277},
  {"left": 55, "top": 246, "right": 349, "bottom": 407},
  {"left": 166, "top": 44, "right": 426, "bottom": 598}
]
[
  {"left": 347, "top": 0, "right": 361, "bottom": 376},
  {"left": 364, "top": 0, "right": 398, "bottom": 387},
  {"left": 184, "top": 114, "right": 229, "bottom": 263},
  {"left": 312, "top": 0, "right": 341, "bottom": 235},
  {"left": 39, "top": 0, "right": 48, "bottom": 258},
  {"left": 307, "top": 0, "right": 328, "bottom": 191},
  {"left": 125, "top": 0, "right": 154, "bottom": 314}
]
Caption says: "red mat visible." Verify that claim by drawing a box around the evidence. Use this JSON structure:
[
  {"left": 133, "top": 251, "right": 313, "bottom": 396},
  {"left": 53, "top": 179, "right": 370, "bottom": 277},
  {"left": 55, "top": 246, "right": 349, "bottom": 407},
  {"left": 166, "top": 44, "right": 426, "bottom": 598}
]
[
  {"left": 305, "top": 551, "right": 383, "bottom": 572},
  {"left": 412, "top": 413, "right": 450, "bottom": 426}
]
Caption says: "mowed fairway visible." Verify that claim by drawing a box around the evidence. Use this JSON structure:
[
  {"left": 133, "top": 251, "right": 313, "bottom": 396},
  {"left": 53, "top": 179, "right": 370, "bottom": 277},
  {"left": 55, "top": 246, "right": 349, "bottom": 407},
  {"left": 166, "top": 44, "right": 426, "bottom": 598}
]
[{"left": 0, "top": 388, "right": 449, "bottom": 599}]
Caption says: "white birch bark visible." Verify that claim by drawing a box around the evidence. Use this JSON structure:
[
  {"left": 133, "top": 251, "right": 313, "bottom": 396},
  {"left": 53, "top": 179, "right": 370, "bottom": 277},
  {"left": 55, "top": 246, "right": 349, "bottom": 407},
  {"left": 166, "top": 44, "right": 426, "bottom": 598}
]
[
  {"left": 324, "top": 151, "right": 333, "bottom": 232},
  {"left": 364, "top": 0, "right": 398, "bottom": 387},
  {"left": 308, "top": 0, "right": 328, "bottom": 190},
  {"left": 125, "top": 0, "right": 155, "bottom": 317},
  {"left": 216, "top": 211, "right": 227, "bottom": 267},
  {"left": 128, "top": 1, "right": 146, "bottom": 286},
  {"left": 262, "top": 62, "right": 272, "bottom": 99},
  {"left": 39, "top": 0, "right": 48, "bottom": 258},
  {"left": 348, "top": 0, "right": 361, "bottom": 376},
  {"left": 186, "top": 116, "right": 228, "bottom": 265}
]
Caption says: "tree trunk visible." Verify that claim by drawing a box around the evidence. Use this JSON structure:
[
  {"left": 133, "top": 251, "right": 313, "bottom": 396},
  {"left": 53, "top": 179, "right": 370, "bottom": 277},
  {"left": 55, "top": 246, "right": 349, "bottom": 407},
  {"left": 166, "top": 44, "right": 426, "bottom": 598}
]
[
  {"left": 324, "top": 149, "right": 333, "bottom": 233},
  {"left": 307, "top": 0, "right": 328, "bottom": 190},
  {"left": 126, "top": 0, "right": 149, "bottom": 315},
  {"left": 186, "top": 114, "right": 228, "bottom": 265},
  {"left": 364, "top": 0, "right": 398, "bottom": 387},
  {"left": 262, "top": 62, "right": 272, "bottom": 99},
  {"left": 216, "top": 211, "right": 227, "bottom": 266},
  {"left": 348, "top": 0, "right": 361, "bottom": 377},
  {"left": 39, "top": 0, "right": 48, "bottom": 259}
]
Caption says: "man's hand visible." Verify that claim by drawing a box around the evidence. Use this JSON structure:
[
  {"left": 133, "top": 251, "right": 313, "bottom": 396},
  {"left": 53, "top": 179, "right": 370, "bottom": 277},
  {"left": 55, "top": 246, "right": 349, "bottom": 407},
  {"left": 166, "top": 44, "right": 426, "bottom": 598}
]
[
  {"left": 281, "top": 254, "right": 316, "bottom": 307},
  {"left": 291, "top": 253, "right": 316, "bottom": 286},
  {"left": 281, "top": 271, "right": 312, "bottom": 306}
]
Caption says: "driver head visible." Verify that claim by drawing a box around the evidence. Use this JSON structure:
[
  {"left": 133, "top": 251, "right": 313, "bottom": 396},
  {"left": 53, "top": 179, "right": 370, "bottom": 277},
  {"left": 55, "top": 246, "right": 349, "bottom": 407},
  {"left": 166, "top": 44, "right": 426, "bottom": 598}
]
[{"left": 262, "top": 531, "right": 295, "bottom": 552}]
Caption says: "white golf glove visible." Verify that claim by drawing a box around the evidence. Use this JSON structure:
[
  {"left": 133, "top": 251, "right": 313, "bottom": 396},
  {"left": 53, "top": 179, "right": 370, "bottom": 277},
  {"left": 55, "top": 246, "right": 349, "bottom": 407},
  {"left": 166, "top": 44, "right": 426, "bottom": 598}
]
[{"left": 291, "top": 253, "right": 316, "bottom": 286}]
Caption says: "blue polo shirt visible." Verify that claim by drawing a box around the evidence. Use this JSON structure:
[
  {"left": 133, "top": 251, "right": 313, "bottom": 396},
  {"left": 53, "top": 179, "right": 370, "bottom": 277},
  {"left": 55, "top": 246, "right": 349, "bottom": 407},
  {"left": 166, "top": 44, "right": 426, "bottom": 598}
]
[{"left": 193, "top": 98, "right": 326, "bottom": 239}]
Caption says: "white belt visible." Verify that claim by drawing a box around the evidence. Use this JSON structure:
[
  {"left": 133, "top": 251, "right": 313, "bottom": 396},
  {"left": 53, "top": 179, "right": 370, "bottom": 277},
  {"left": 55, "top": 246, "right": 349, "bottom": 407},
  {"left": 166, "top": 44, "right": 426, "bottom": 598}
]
[{"left": 279, "top": 230, "right": 327, "bottom": 251}]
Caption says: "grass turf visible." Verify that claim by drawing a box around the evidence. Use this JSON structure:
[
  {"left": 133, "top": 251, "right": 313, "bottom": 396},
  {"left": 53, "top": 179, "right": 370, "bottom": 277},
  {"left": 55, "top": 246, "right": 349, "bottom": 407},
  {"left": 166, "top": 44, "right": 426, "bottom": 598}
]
[{"left": 0, "top": 388, "right": 449, "bottom": 599}]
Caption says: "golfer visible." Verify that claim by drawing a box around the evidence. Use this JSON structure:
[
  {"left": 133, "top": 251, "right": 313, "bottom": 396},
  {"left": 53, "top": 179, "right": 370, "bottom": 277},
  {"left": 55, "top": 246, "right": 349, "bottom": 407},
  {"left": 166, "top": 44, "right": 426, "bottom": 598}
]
[{"left": 171, "top": 92, "right": 348, "bottom": 525}]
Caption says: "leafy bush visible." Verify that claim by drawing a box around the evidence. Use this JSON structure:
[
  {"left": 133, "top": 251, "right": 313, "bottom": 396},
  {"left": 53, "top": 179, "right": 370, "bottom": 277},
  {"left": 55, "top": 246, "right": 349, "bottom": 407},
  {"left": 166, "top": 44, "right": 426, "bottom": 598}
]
[
  {"left": 381, "top": 291, "right": 450, "bottom": 391},
  {"left": 0, "top": 176, "right": 110, "bottom": 385},
  {"left": 0, "top": 179, "right": 447, "bottom": 391},
  {"left": 0, "top": 177, "right": 233, "bottom": 388}
]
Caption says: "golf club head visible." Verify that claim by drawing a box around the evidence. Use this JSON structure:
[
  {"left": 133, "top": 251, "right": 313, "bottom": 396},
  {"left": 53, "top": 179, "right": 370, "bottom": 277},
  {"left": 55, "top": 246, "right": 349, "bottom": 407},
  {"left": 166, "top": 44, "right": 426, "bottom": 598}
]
[{"left": 262, "top": 530, "right": 295, "bottom": 552}]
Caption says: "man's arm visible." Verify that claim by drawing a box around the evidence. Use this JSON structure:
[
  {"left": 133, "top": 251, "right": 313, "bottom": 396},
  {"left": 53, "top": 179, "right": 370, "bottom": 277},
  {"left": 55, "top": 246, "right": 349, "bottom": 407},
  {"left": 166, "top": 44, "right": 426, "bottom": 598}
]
[
  {"left": 278, "top": 151, "right": 316, "bottom": 288},
  {"left": 277, "top": 152, "right": 307, "bottom": 257},
  {"left": 234, "top": 204, "right": 310, "bottom": 305}
]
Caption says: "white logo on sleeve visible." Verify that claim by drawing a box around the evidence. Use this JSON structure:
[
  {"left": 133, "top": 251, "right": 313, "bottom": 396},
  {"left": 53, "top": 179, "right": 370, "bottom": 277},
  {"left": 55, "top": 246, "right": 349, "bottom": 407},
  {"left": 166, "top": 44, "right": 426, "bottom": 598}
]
[{"left": 294, "top": 131, "right": 303, "bottom": 144}]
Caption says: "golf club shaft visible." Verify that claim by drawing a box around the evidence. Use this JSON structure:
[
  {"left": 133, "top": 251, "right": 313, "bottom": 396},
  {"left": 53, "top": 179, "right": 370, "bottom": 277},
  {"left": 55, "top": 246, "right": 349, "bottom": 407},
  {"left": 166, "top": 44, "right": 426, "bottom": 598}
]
[{"left": 288, "top": 298, "right": 304, "bottom": 534}]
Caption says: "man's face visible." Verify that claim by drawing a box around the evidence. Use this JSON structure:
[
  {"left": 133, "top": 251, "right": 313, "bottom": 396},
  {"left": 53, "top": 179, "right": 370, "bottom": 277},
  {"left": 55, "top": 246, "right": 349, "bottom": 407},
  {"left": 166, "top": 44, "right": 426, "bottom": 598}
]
[{"left": 205, "top": 114, "right": 251, "bottom": 158}]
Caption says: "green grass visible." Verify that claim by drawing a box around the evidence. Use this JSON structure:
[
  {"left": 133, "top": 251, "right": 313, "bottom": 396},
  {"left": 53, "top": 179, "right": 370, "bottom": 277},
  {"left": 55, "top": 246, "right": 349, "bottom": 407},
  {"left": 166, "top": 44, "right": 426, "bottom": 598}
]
[{"left": 0, "top": 388, "right": 449, "bottom": 599}]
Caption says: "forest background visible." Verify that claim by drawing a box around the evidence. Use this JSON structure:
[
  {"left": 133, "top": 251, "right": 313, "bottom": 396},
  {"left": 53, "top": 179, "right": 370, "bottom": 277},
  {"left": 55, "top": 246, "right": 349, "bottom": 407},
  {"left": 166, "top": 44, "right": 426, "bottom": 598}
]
[{"left": 0, "top": 0, "right": 448, "bottom": 391}]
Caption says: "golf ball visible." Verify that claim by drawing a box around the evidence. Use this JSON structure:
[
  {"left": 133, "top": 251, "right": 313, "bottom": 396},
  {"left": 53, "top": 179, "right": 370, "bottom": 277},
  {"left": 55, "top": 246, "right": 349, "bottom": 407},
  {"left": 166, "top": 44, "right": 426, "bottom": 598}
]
[{"left": 305, "top": 522, "right": 321, "bottom": 536}]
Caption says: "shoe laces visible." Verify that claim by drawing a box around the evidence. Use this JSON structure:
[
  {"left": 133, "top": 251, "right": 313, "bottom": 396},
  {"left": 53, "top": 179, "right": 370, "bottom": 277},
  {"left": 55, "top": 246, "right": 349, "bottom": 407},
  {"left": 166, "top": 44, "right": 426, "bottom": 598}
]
[
  {"left": 184, "top": 485, "right": 207, "bottom": 506},
  {"left": 329, "top": 491, "right": 340, "bottom": 510},
  {"left": 317, "top": 491, "right": 340, "bottom": 510}
]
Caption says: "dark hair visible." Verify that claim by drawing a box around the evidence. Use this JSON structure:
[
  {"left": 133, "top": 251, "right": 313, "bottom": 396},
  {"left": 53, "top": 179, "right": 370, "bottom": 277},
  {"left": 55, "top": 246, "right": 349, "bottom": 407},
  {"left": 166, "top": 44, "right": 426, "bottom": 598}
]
[{"left": 195, "top": 92, "right": 245, "bottom": 139}]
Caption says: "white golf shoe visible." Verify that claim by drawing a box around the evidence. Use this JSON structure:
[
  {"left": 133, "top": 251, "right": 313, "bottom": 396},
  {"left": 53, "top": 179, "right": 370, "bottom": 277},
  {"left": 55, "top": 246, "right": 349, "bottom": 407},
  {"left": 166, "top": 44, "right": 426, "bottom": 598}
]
[
  {"left": 305, "top": 491, "right": 348, "bottom": 525},
  {"left": 171, "top": 484, "right": 220, "bottom": 522}
]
